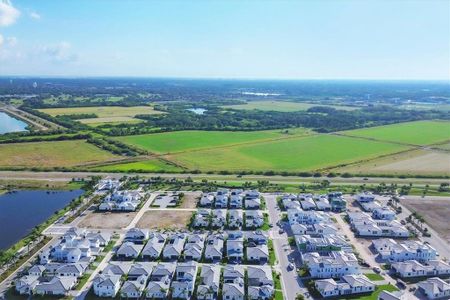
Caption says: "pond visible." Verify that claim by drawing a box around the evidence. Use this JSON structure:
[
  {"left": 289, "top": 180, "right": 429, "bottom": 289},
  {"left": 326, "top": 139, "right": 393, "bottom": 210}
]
[
  {"left": 0, "top": 189, "right": 84, "bottom": 249},
  {"left": 187, "top": 108, "right": 207, "bottom": 115},
  {"left": 0, "top": 111, "right": 28, "bottom": 134}
]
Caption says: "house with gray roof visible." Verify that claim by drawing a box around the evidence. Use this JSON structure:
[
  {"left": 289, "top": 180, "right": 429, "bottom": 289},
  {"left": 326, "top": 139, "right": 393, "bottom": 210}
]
[
  {"left": 315, "top": 274, "right": 375, "bottom": 298},
  {"left": 248, "top": 285, "right": 274, "bottom": 300},
  {"left": 146, "top": 263, "right": 176, "bottom": 299},
  {"left": 15, "top": 275, "right": 39, "bottom": 295},
  {"left": 125, "top": 228, "right": 149, "bottom": 244},
  {"left": 214, "top": 190, "right": 229, "bottom": 208},
  {"left": 116, "top": 242, "right": 143, "bottom": 260},
  {"left": 227, "top": 239, "right": 244, "bottom": 263},
  {"left": 211, "top": 209, "right": 227, "bottom": 228},
  {"left": 163, "top": 233, "right": 187, "bottom": 260},
  {"left": 172, "top": 262, "right": 198, "bottom": 299},
  {"left": 228, "top": 209, "right": 243, "bottom": 229},
  {"left": 55, "top": 263, "right": 87, "bottom": 278},
  {"left": 204, "top": 234, "right": 224, "bottom": 262},
  {"left": 247, "top": 231, "right": 268, "bottom": 245},
  {"left": 103, "top": 262, "right": 131, "bottom": 276},
  {"left": 120, "top": 274, "right": 148, "bottom": 298},
  {"left": 128, "top": 263, "right": 153, "bottom": 280},
  {"left": 200, "top": 192, "right": 215, "bottom": 207},
  {"left": 223, "top": 265, "right": 244, "bottom": 283},
  {"left": 245, "top": 210, "right": 264, "bottom": 228},
  {"left": 418, "top": 277, "right": 450, "bottom": 299},
  {"left": 193, "top": 209, "right": 211, "bottom": 228},
  {"left": 222, "top": 280, "right": 245, "bottom": 300},
  {"left": 142, "top": 233, "right": 166, "bottom": 260},
  {"left": 184, "top": 234, "right": 205, "bottom": 261},
  {"left": 34, "top": 276, "right": 77, "bottom": 296},
  {"left": 247, "top": 244, "right": 269, "bottom": 264},
  {"left": 197, "top": 265, "right": 220, "bottom": 300},
  {"left": 247, "top": 266, "right": 273, "bottom": 286},
  {"left": 93, "top": 273, "right": 122, "bottom": 297}
]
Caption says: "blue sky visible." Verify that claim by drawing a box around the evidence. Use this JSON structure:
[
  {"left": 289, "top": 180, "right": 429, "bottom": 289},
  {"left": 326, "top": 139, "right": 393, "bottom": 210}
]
[{"left": 0, "top": 0, "right": 449, "bottom": 79}]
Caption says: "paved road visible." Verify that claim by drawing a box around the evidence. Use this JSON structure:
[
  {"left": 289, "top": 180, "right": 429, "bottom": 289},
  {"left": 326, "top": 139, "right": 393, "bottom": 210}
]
[{"left": 264, "top": 193, "right": 309, "bottom": 300}]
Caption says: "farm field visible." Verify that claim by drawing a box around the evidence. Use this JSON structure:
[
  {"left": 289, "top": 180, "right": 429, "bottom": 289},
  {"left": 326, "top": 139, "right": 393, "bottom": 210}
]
[
  {"left": 38, "top": 105, "right": 162, "bottom": 124},
  {"left": 222, "top": 100, "right": 358, "bottom": 112},
  {"left": 402, "top": 197, "right": 450, "bottom": 243},
  {"left": 0, "top": 140, "right": 119, "bottom": 168},
  {"left": 90, "top": 158, "right": 184, "bottom": 172},
  {"left": 341, "top": 120, "right": 450, "bottom": 145},
  {"left": 335, "top": 149, "right": 450, "bottom": 176},
  {"left": 167, "top": 134, "right": 410, "bottom": 172},
  {"left": 115, "top": 128, "right": 312, "bottom": 154}
]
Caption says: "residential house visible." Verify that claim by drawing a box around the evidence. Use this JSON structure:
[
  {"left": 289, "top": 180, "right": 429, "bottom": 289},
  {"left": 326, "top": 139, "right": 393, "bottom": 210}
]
[
  {"left": 329, "top": 192, "right": 347, "bottom": 212},
  {"left": 372, "top": 239, "right": 437, "bottom": 262},
  {"left": 223, "top": 265, "right": 245, "bottom": 283},
  {"left": 228, "top": 210, "right": 243, "bottom": 229},
  {"left": 211, "top": 209, "right": 227, "bottom": 228},
  {"left": 229, "top": 193, "right": 243, "bottom": 209},
  {"left": 392, "top": 260, "right": 450, "bottom": 278},
  {"left": 245, "top": 210, "right": 264, "bottom": 228},
  {"left": 247, "top": 266, "right": 273, "bottom": 286},
  {"left": 120, "top": 275, "right": 148, "bottom": 299},
  {"left": 103, "top": 262, "right": 131, "bottom": 276},
  {"left": 214, "top": 190, "right": 229, "bottom": 208},
  {"left": 128, "top": 263, "right": 153, "bottom": 280},
  {"left": 300, "top": 195, "right": 317, "bottom": 210},
  {"left": 184, "top": 234, "right": 205, "bottom": 261},
  {"left": 204, "top": 234, "right": 224, "bottom": 262},
  {"left": 171, "top": 262, "right": 198, "bottom": 299},
  {"left": 378, "top": 290, "right": 408, "bottom": 300},
  {"left": 197, "top": 265, "right": 220, "bottom": 300},
  {"left": 245, "top": 197, "right": 261, "bottom": 210},
  {"left": 295, "top": 235, "right": 352, "bottom": 253},
  {"left": 247, "top": 244, "right": 269, "bottom": 264},
  {"left": 302, "top": 251, "right": 360, "bottom": 278},
  {"left": 222, "top": 281, "right": 245, "bottom": 300},
  {"left": 315, "top": 274, "right": 375, "bottom": 298},
  {"left": 314, "top": 196, "right": 331, "bottom": 211},
  {"left": 116, "top": 242, "right": 143, "bottom": 260},
  {"left": 163, "top": 233, "right": 187, "bottom": 260},
  {"left": 247, "top": 231, "right": 268, "bottom": 245},
  {"left": 200, "top": 193, "right": 215, "bottom": 207},
  {"left": 142, "top": 232, "right": 166, "bottom": 260},
  {"left": 146, "top": 263, "right": 176, "bottom": 299},
  {"left": 418, "top": 277, "right": 450, "bottom": 299},
  {"left": 15, "top": 275, "right": 39, "bottom": 295},
  {"left": 288, "top": 208, "right": 329, "bottom": 225},
  {"left": 193, "top": 209, "right": 211, "bottom": 228},
  {"left": 373, "top": 207, "right": 396, "bottom": 221},
  {"left": 125, "top": 228, "right": 149, "bottom": 244},
  {"left": 34, "top": 276, "right": 77, "bottom": 296},
  {"left": 355, "top": 192, "right": 376, "bottom": 203}
]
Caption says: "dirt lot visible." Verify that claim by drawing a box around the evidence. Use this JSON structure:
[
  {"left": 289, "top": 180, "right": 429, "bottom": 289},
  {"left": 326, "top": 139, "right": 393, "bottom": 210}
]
[
  {"left": 180, "top": 191, "right": 201, "bottom": 208},
  {"left": 135, "top": 210, "right": 193, "bottom": 230},
  {"left": 78, "top": 211, "right": 137, "bottom": 229},
  {"left": 402, "top": 198, "right": 450, "bottom": 243}
]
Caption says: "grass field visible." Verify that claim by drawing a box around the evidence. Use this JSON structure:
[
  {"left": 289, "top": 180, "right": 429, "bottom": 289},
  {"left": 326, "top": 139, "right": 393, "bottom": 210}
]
[
  {"left": 341, "top": 120, "right": 450, "bottom": 145},
  {"left": 335, "top": 149, "right": 450, "bottom": 176},
  {"left": 168, "top": 134, "right": 410, "bottom": 172},
  {"left": 0, "top": 140, "right": 119, "bottom": 168},
  {"left": 38, "top": 105, "right": 162, "bottom": 124},
  {"left": 223, "top": 100, "right": 358, "bottom": 112},
  {"left": 115, "top": 128, "right": 312, "bottom": 154},
  {"left": 90, "top": 159, "right": 183, "bottom": 172}
]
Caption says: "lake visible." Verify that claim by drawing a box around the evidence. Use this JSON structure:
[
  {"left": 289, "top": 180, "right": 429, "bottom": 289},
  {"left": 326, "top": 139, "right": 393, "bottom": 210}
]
[
  {"left": 0, "top": 189, "right": 84, "bottom": 249},
  {"left": 187, "top": 108, "right": 207, "bottom": 115},
  {"left": 0, "top": 111, "right": 28, "bottom": 134}
]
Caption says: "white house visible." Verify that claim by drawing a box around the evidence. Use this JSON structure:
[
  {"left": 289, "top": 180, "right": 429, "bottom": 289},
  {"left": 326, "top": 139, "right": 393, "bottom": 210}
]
[
  {"left": 197, "top": 265, "right": 220, "bottom": 300},
  {"left": 247, "top": 244, "right": 269, "bottom": 264},
  {"left": 373, "top": 207, "right": 396, "bottom": 221},
  {"left": 93, "top": 274, "right": 122, "bottom": 297},
  {"left": 34, "top": 276, "right": 77, "bottom": 296},
  {"left": 302, "top": 251, "right": 360, "bottom": 278},
  {"left": 228, "top": 210, "right": 243, "bottom": 229},
  {"left": 116, "top": 242, "right": 143, "bottom": 259},
  {"left": 211, "top": 209, "right": 227, "bottom": 228},
  {"left": 142, "top": 233, "right": 166, "bottom": 260},
  {"left": 418, "top": 277, "right": 450, "bottom": 299},
  {"left": 392, "top": 260, "right": 450, "bottom": 278},
  {"left": 355, "top": 192, "right": 376, "bottom": 203},
  {"left": 315, "top": 274, "right": 375, "bottom": 298},
  {"left": 204, "top": 234, "right": 224, "bottom": 262},
  {"left": 163, "top": 233, "right": 186, "bottom": 260},
  {"left": 184, "top": 234, "right": 205, "bottom": 261},
  {"left": 372, "top": 239, "right": 437, "bottom": 262},
  {"left": 15, "top": 275, "right": 39, "bottom": 295}
]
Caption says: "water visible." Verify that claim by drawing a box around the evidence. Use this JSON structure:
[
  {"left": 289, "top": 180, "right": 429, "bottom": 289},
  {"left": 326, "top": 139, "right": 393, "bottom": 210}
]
[
  {"left": 0, "top": 111, "right": 28, "bottom": 134},
  {"left": 187, "top": 108, "right": 207, "bottom": 115},
  {"left": 0, "top": 189, "right": 84, "bottom": 249}
]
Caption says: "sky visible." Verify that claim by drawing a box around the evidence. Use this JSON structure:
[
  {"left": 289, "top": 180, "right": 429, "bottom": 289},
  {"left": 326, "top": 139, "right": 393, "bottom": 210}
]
[{"left": 0, "top": 0, "right": 449, "bottom": 80}]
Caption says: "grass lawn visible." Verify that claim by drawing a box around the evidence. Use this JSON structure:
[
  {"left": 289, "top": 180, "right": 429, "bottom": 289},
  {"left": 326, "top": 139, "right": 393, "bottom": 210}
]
[
  {"left": 343, "top": 284, "right": 398, "bottom": 300},
  {"left": 268, "top": 239, "right": 276, "bottom": 265},
  {"left": 89, "top": 159, "right": 184, "bottom": 172},
  {"left": 0, "top": 140, "right": 119, "bottom": 168},
  {"left": 115, "top": 128, "right": 312, "bottom": 154},
  {"left": 364, "top": 273, "right": 385, "bottom": 281},
  {"left": 223, "top": 100, "right": 358, "bottom": 112},
  {"left": 341, "top": 120, "right": 450, "bottom": 145},
  {"left": 38, "top": 105, "right": 162, "bottom": 124},
  {"left": 169, "top": 134, "right": 410, "bottom": 172},
  {"left": 274, "top": 290, "right": 284, "bottom": 300}
]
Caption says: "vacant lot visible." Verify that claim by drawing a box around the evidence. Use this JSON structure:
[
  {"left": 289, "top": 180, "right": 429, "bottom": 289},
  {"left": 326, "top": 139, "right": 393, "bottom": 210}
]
[
  {"left": 335, "top": 149, "right": 450, "bottom": 176},
  {"left": 90, "top": 159, "right": 184, "bottom": 172},
  {"left": 136, "top": 210, "right": 192, "bottom": 229},
  {"left": 222, "top": 100, "right": 357, "bottom": 112},
  {"left": 115, "top": 128, "right": 311, "bottom": 154},
  {"left": 39, "top": 106, "right": 163, "bottom": 124},
  {"left": 180, "top": 191, "right": 201, "bottom": 208},
  {"left": 0, "top": 140, "right": 119, "bottom": 168},
  {"left": 341, "top": 120, "right": 450, "bottom": 145},
  {"left": 168, "top": 134, "right": 409, "bottom": 172},
  {"left": 402, "top": 198, "right": 450, "bottom": 243},
  {"left": 79, "top": 211, "right": 137, "bottom": 229}
]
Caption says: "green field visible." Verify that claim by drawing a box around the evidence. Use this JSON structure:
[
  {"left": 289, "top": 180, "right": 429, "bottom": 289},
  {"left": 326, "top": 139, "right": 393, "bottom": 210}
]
[
  {"left": 115, "top": 128, "right": 312, "bottom": 154},
  {"left": 168, "top": 134, "right": 410, "bottom": 172},
  {"left": 223, "top": 100, "right": 358, "bottom": 112},
  {"left": 38, "top": 105, "right": 162, "bottom": 124},
  {"left": 0, "top": 140, "right": 119, "bottom": 168},
  {"left": 90, "top": 159, "right": 183, "bottom": 172},
  {"left": 341, "top": 120, "right": 450, "bottom": 145}
]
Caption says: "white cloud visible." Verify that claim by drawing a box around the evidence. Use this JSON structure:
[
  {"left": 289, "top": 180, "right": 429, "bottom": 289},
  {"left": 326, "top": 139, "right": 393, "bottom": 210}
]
[
  {"left": 41, "top": 41, "right": 78, "bottom": 63},
  {"left": 0, "top": 34, "right": 4, "bottom": 47},
  {"left": 0, "top": 0, "right": 20, "bottom": 27},
  {"left": 7, "top": 36, "right": 16, "bottom": 46},
  {"left": 29, "top": 11, "right": 40, "bottom": 20}
]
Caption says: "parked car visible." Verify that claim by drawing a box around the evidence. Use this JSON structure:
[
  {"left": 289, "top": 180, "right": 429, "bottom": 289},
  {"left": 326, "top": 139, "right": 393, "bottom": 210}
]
[
  {"left": 373, "top": 266, "right": 381, "bottom": 273},
  {"left": 287, "top": 263, "right": 294, "bottom": 271}
]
